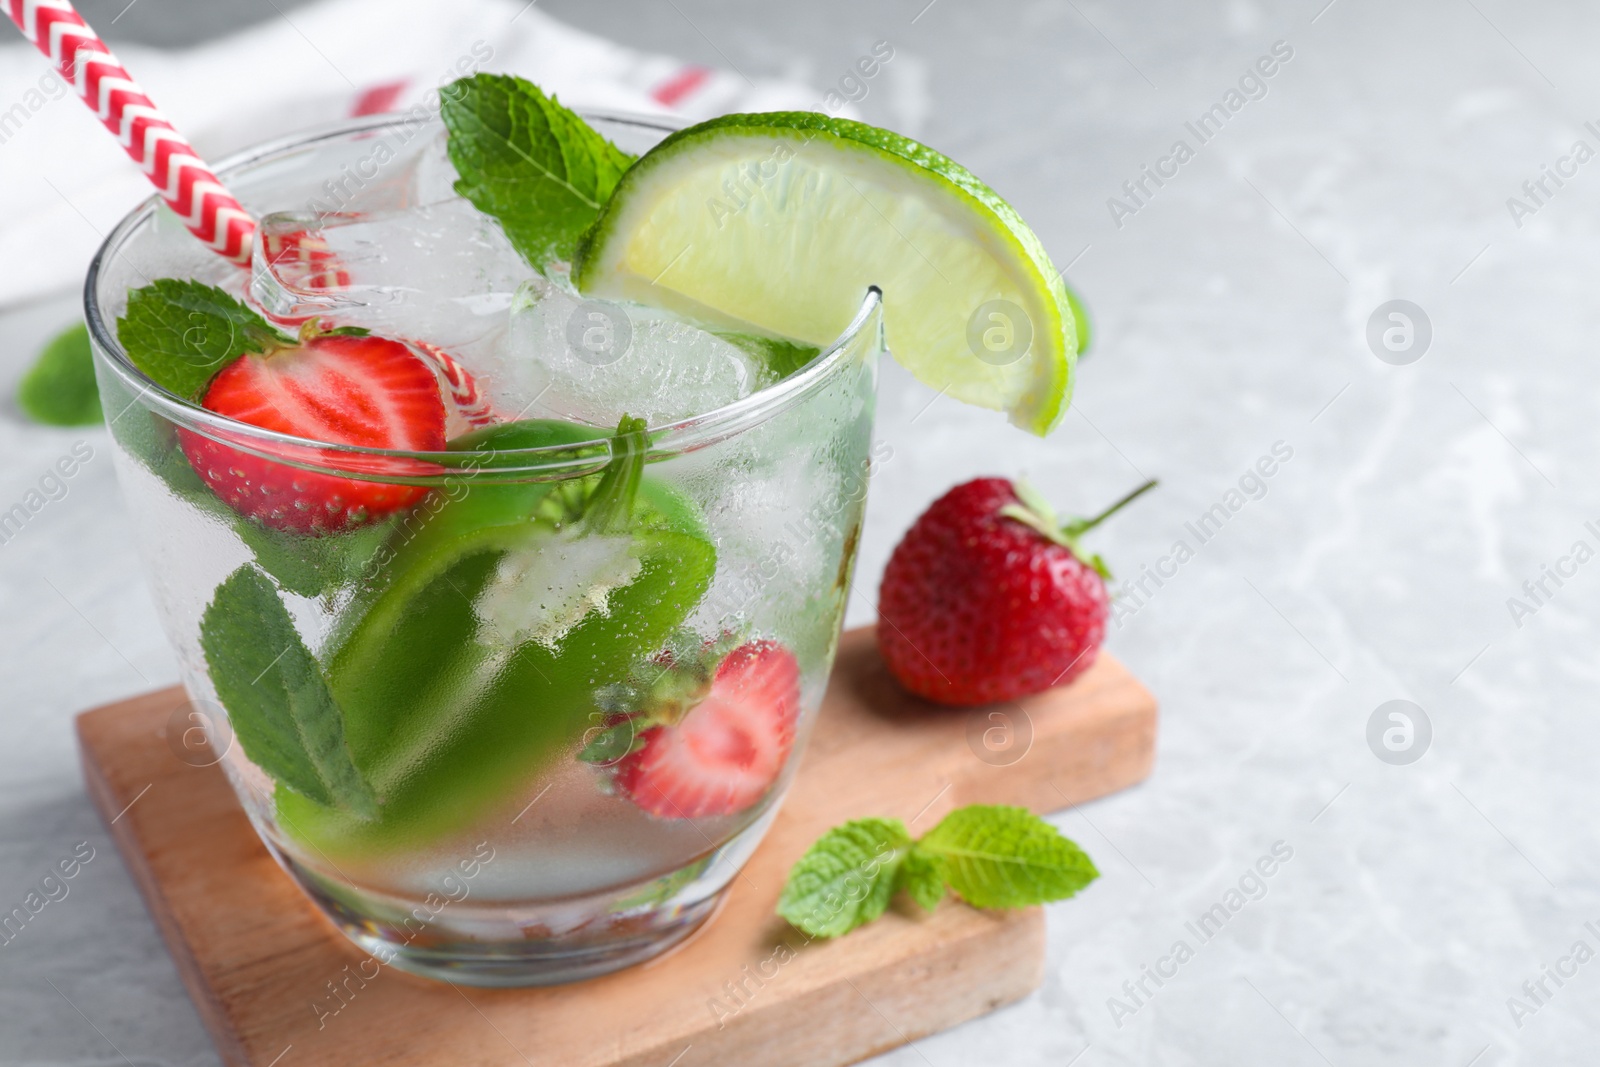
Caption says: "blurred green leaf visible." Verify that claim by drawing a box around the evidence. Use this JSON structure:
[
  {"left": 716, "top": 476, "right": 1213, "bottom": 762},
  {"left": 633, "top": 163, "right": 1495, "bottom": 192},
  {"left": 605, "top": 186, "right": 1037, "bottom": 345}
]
[{"left": 18, "top": 323, "right": 101, "bottom": 426}]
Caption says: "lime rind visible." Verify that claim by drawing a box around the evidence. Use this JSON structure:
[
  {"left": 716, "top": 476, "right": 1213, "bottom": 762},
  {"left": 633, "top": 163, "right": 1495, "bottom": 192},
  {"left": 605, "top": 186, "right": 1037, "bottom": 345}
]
[{"left": 573, "top": 112, "right": 1077, "bottom": 436}]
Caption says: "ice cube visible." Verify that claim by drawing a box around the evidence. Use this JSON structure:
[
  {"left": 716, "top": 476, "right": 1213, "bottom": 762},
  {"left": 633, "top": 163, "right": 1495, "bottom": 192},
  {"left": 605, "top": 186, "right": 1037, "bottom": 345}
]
[
  {"left": 404, "top": 129, "right": 462, "bottom": 206},
  {"left": 496, "top": 272, "right": 766, "bottom": 426},
  {"left": 249, "top": 199, "right": 533, "bottom": 347},
  {"left": 474, "top": 529, "right": 643, "bottom": 651}
]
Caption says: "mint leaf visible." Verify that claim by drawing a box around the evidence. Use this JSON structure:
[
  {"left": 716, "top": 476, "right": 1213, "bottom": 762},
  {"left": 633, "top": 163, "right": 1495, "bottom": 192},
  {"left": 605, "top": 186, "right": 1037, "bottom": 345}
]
[
  {"left": 776, "top": 817, "right": 911, "bottom": 938},
  {"left": 895, "top": 848, "right": 945, "bottom": 912},
  {"left": 116, "top": 279, "right": 288, "bottom": 398},
  {"left": 110, "top": 397, "right": 203, "bottom": 490},
  {"left": 18, "top": 323, "right": 101, "bottom": 426},
  {"left": 233, "top": 514, "right": 397, "bottom": 599},
  {"left": 200, "top": 565, "right": 376, "bottom": 816},
  {"left": 916, "top": 805, "right": 1098, "bottom": 909},
  {"left": 441, "top": 74, "right": 635, "bottom": 269}
]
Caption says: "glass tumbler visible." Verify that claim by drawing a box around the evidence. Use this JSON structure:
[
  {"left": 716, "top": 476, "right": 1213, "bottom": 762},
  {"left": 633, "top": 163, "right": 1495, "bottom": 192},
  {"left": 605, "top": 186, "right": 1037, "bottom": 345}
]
[{"left": 84, "top": 112, "right": 882, "bottom": 986}]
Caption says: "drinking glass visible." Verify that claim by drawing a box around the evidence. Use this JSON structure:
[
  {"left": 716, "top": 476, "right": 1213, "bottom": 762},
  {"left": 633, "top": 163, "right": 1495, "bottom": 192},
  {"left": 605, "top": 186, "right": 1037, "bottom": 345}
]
[{"left": 84, "top": 112, "right": 882, "bottom": 986}]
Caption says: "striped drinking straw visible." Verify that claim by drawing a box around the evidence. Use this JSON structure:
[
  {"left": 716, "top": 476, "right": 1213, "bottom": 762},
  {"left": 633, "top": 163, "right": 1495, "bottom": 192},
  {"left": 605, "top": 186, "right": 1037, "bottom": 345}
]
[
  {"left": 5, "top": 0, "right": 256, "bottom": 263},
  {"left": 3, "top": 0, "right": 499, "bottom": 426}
]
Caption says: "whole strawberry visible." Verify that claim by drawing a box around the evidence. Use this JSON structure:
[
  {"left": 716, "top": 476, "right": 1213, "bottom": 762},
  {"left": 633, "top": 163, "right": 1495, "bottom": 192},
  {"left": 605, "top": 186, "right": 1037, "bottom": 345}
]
[{"left": 877, "top": 478, "right": 1155, "bottom": 706}]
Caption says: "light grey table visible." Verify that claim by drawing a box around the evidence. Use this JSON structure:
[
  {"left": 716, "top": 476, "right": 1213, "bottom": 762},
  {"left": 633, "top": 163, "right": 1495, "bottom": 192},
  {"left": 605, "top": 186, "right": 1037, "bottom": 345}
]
[{"left": 3, "top": 1, "right": 1596, "bottom": 1064}]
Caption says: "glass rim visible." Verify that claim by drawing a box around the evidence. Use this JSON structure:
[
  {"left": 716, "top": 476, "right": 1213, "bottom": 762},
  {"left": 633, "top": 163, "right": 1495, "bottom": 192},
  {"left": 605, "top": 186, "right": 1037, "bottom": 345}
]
[{"left": 83, "top": 110, "right": 883, "bottom": 478}]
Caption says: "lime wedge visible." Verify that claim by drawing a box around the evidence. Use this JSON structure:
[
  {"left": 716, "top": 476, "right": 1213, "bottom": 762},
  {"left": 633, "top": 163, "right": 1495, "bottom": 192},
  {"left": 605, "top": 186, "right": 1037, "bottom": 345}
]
[{"left": 572, "top": 113, "right": 1079, "bottom": 436}]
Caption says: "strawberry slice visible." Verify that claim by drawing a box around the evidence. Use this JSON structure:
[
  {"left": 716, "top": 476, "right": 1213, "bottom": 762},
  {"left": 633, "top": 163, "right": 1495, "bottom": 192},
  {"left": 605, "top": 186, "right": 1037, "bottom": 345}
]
[
  {"left": 181, "top": 331, "right": 447, "bottom": 535},
  {"left": 613, "top": 640, "right": 801, "bottom": 819}
]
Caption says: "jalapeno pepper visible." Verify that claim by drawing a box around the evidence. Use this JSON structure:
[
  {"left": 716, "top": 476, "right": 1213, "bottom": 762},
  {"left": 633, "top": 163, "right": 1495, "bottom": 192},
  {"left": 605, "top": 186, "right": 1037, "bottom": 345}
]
[{"left": 278, "top": 417, "right": 716, "bottom": 858}]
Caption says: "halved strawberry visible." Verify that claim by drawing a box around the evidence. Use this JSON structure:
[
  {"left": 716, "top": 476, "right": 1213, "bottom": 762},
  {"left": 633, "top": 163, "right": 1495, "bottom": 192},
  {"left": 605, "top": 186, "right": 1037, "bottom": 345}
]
[
  {"left": 612, "top": 640, "right": 801, "bottom": 819},
  {"left": 180, "top": 330, "right": 447, "bottom": 534}
]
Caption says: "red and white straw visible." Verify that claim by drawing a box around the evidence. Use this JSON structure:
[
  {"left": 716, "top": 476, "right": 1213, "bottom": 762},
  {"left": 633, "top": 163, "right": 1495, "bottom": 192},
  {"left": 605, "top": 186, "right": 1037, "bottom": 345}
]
[
  {"left": 253, "top": 233, "right": 497, "bottom": 428},
  {"left": 5, "top": 0, "right": 255, "bottom": 263},
  {"left": 5, "top": 0, "right": 500, "bottom": 428},
  {"left": 412, "top": 341, "right": 499, "bottom": 430}
]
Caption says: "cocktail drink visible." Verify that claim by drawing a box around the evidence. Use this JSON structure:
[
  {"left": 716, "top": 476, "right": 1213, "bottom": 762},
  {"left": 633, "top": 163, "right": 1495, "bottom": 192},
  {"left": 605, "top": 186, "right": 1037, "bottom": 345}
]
[
  {"left": 80, "top": 75, "right": 1080, "bottom": 987},
  {"left": 88, "top": 110, "right": 880, "bottom": 984}
]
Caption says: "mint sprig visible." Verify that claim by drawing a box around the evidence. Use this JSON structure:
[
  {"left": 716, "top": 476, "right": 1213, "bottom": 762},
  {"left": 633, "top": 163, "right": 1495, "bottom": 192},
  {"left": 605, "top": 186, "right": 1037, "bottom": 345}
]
[
  {"left": 116, "top": 279, "right": 289, "bottom": 398},
  {"left": 777, "top": 805, "right": 1098, "bottom": 938},
  {"left": 440, "top": 73, "right": 636, "bottom": 269},
  {"left": 200, "top": 565, "right": 376, "bottom": 816}
]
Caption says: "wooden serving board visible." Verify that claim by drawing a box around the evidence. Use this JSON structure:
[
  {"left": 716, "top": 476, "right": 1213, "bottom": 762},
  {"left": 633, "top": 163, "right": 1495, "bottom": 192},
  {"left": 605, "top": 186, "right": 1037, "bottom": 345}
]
[{"left": 77, "top": 626, "right": 1156, "bottom": 1067}]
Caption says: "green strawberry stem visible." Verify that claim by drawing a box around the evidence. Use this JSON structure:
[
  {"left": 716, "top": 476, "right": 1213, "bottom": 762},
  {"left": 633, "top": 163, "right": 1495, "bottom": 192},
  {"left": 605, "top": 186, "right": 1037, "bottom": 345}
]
[
  {"left": 1000, "top": 478, "right": 1157, "bottom": 579},
  {"left": 1063, "top": 478, "right": 1158, "bottom": 538},
  {"left": 583, "top": 415, "right": 649, "bottom": 534}
]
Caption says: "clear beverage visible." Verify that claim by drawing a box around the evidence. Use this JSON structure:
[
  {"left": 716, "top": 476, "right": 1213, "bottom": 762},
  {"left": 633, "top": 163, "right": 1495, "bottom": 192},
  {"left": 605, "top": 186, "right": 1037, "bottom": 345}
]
[{"left": 85, "top": 113, "right": 882, "bottom": 985}]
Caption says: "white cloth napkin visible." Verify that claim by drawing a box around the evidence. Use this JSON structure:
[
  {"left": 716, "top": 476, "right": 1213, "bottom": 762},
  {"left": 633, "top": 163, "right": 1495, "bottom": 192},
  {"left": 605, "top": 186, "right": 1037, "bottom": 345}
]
[{"left": 0, "top": 0, "right": 823, "bottom": 310}]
